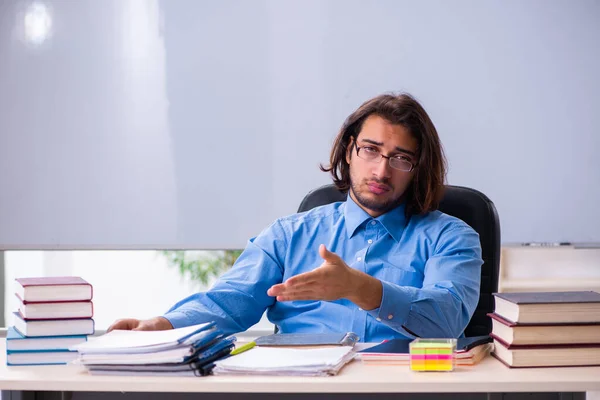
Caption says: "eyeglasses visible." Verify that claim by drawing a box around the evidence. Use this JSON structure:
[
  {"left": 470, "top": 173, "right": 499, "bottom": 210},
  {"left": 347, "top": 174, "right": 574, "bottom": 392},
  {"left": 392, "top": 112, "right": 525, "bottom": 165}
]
[{"left": 354, "top": 143, "right": 416, "bottom": 172}]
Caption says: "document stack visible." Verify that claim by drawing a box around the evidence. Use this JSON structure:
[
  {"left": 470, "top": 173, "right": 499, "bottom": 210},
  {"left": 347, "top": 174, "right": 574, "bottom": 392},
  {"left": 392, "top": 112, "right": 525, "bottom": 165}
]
[
  {"left": 6, "top": 276, "right": 94, "bottom": 366},
  {"left": 212, "top": 346, "right": 356, "bottom": 376},
  {"left": 71, "top": 322, "right": 235, "bottom": 376},
  {"left": 490, "top": 291, "right": 600, "bottom": 368}
]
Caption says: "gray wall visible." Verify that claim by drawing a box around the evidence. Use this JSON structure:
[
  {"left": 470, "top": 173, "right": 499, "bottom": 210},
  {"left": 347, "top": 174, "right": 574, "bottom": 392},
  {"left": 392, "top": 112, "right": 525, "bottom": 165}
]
[{"left": 0, "top": 0, "right": 599, "bottom": 249}]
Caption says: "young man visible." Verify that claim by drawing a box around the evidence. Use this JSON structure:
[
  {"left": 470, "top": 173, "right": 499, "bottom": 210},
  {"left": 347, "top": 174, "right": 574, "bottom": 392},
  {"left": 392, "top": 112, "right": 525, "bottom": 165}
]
[{"left": 109, "top": 93, "right": 482, "bottom": 341}]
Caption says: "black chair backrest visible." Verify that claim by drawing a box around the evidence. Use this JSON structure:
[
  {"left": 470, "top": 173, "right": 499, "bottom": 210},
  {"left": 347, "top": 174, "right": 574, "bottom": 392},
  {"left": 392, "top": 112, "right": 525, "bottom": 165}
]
[{"left": 297, "top": 184, "right": 501, "bottom": 337}]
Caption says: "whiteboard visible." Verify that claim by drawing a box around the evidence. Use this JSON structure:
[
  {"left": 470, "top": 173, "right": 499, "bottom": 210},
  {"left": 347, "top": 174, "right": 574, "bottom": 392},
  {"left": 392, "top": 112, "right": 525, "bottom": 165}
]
[{"left": 1, "top": 0, "right": 599, "bottom": 249}]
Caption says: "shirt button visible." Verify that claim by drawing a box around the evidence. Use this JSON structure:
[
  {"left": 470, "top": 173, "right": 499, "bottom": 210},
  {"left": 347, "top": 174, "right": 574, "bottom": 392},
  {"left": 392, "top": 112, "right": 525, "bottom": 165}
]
[
  {"left": 367, "top": 239, "right": 373, "bottom": 244},
  {"left": 387, "top": 314, "right": 393, "bottom": 320},
  {"left": 358, "top": 308, "right": 363, "bottom": 311},
  {"left": 357, "top": 257, "right": 362, "bottom": 261},
  {"left": 376, "top": 317, "right": 381, "bottom": 322},
  {"left": 371, "top": 221, "right": 377, "bottom": 226}
]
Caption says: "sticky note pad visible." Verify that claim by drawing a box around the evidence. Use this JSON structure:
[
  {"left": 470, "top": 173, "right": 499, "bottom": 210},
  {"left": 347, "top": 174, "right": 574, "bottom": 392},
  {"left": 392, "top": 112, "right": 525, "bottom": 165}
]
[{"left": 409, "top": 338, "right": 456, "bottom": 372}]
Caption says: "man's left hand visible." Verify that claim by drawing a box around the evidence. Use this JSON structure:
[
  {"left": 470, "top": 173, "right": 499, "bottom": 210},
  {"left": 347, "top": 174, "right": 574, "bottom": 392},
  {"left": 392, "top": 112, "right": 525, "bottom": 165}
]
[
  {"left": 267, "top": 244, "right": 354, "bottom": 301},
  {"left": 267, "top": 244, "right": 383, "bottom": 310}
]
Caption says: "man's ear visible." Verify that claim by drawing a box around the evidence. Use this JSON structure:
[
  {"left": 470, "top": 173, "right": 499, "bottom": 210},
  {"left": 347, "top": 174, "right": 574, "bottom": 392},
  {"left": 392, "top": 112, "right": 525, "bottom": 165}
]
[{"left": 346, "top": 137, "right": 354, "bottom": 165}]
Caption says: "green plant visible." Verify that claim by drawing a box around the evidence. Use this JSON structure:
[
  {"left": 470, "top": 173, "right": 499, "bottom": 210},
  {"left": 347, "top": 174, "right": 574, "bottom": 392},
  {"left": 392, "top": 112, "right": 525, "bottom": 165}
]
[{"left": 162, "top": 250, "right": 242, "bottom": 286}]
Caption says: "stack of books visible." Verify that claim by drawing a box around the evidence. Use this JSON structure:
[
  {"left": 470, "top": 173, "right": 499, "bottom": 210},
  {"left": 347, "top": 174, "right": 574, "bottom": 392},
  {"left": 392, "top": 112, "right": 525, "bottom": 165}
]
[
  {"left": 71, "top": 322, "right": 235, "bottom": 377},
  {"left": 490, "top": 291, "right": 600, "bottom": 368},
  {"left": 7, "top": 276, "right": 95, "bottom": 366}
]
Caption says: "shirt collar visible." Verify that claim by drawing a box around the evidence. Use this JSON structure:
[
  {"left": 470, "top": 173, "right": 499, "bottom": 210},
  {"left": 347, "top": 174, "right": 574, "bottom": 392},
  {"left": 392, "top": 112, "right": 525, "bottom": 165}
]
[{"left": 343, "top": 194, "right": 407, "bottom": 242}]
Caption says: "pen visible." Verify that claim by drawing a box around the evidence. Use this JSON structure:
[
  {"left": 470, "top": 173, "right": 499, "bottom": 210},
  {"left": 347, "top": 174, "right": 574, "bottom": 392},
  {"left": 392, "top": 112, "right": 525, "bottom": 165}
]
[
  {"left": 230, "top": 341, "right": 256, "bottom": 356},
  {"left": 520, "top": 242, "right": 572, "bottom": 247}
]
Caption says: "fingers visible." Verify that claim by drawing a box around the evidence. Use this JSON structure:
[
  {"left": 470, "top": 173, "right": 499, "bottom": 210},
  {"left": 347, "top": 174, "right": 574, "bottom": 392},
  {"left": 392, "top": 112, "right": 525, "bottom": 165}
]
[
  {"left": 319, "top": 244, "right": 341, "bottom": 263},
  {"left": 107, "top": 319, "right": 138, "bottom": 332},
  {"left": 267, "top": 245, "right": 344, "bottom": 302},
  {"left": 275, "top": 291, "right": 316, "bottom": 302},
  {"left": 267, "top": 273, "right": 318, "bottom": 297}
]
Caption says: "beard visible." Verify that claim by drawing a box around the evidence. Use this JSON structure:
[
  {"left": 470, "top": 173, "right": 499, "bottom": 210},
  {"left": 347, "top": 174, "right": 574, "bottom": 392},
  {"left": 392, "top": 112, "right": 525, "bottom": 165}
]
[{"left": 350, "top": 178, "right": 404, "bottom": 215}]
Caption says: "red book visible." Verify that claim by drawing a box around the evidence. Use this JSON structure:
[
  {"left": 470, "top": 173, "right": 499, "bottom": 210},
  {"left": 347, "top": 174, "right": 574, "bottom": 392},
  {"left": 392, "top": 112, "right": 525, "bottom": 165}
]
[
  {"left": 489, "top": 312, "right": 600, "bottom": 346},
  {"left": 15, "top": 277, "right": 93, "bottom": 303},
  {"left": 492, "top": 336, "right": 600, "bottom": 368},
  {"left": 13, "top": 312, "right": 95, "bottom": 337},
  {"left": 16, "top": 295, "right": 94, "bottom": 320}
]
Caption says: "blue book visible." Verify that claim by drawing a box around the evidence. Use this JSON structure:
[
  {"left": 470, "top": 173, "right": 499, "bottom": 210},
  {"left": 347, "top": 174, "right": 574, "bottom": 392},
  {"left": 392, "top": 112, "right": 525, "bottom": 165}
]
[
  {"left": 6, "top": 326, "right": 88, "bottom": 352},
  {"left": 6, "top": 349, "right": 79, "bottom": 366}
]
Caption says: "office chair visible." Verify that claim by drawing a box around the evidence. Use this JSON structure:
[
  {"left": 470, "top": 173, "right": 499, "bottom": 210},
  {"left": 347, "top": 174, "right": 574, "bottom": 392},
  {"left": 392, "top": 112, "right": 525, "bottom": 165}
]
[{"left": 296, "top": 184, "right": 501, "bottom": 337}]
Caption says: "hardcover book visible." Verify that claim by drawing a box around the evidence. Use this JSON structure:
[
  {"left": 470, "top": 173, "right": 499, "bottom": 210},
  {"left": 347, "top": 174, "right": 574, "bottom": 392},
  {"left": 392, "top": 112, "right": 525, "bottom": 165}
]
[
  {"left": 17, "top": 296, "right": 94, "bottom": 320},
  {"left": 493, "top": 291, "right": 600, "bottom": 324},
  {"left": 492, "top": 337, "right": 600, "bottom": 368},
  {"left": 15, "top": 276, "right": 93, "bottom": 302},
  {"left": 6, "top": 326, "right": 88, "bottom": 352},
  {"left": 13, "top": 312, "right": 95, "bottom": 337},
  {"left": 489, "top": 313, "right": 600, "bottom": 346},
  {"left": 6, "top": 350, "right": 79, "bottom": 366}
]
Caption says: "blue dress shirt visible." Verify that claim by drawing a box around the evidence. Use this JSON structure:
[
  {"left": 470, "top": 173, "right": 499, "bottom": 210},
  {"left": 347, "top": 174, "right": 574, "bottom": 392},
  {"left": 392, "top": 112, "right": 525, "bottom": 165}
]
[{"left": 164, "top": 195, "right": 482, "bottom": 342}]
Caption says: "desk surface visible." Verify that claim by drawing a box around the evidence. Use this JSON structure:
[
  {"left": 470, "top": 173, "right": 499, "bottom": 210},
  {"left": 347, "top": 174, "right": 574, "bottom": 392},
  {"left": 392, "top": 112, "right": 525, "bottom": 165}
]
[{"left": 1, "top": 341, "right": 599, "bottom": 393}]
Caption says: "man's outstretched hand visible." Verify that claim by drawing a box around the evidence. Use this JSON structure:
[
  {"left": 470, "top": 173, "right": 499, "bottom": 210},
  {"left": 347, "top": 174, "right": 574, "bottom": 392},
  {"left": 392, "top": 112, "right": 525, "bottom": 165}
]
[
  {"left": 107, "top": 316, "right": 173, "bottom": 333},
  {"left": 267, "top": 244, "right": 383, "bottom": 310}
]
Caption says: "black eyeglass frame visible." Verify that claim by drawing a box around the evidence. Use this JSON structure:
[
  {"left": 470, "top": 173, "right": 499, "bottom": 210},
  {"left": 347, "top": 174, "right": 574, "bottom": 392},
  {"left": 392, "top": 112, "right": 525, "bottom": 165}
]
[{"left": 354, "top": 143, "right": 416, "bottom": 172}]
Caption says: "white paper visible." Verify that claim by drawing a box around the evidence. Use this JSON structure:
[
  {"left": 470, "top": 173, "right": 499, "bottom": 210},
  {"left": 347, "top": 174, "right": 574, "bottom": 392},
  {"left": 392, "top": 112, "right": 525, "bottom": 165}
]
[
  {"left": 71, "top": 323, "right": 212, "bottom": 352},
  {"left": 213, "top": 346, "right": 356, "bottom": 376}
]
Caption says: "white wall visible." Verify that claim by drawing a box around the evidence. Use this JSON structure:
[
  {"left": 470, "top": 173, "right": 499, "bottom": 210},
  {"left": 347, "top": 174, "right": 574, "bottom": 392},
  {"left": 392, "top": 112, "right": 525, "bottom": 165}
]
[{"left": 1, "top": 0, "right": 599, "bottom": 249}]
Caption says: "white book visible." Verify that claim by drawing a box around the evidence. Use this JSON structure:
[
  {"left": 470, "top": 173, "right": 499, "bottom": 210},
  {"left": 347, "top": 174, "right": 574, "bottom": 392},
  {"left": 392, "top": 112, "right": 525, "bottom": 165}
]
[
  {"left": 15, "top": 276, "right": 93, "bottom": 302},
  {"left": 18, "top": 298, "right": 93, "bottom": 320},
  {"left": 13, "top": 312, "right": 95, "bottom": 337}
]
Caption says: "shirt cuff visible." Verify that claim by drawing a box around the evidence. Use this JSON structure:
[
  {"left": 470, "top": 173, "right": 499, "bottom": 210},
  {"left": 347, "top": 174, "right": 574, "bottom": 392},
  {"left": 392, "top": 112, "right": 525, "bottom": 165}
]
[
  {"left": 162, "top": 310, "right": 193, "bottom": 329},
  {"left": 366, "top": 280, "right": 415, "bottom": 333}
]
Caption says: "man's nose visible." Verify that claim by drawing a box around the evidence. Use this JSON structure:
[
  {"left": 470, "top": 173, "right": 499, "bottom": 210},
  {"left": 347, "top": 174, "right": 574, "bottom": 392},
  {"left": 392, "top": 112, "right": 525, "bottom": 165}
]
[{"left": 373, "top": 157, "right": 392, "bottom": 179}]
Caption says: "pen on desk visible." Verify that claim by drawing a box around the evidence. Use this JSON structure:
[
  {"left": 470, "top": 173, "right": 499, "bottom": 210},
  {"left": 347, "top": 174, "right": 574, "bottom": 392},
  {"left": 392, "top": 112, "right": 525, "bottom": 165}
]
[
  {"left": 230, "top": 341, "right": 256, "bottom": 356},
  {"left": 520, "top": 242, "right": 572, "bottom": 247}
]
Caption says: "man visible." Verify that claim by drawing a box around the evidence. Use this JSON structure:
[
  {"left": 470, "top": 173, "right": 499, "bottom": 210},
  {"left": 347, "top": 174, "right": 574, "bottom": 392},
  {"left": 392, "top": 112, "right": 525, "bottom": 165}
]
[{"left": 109, "top": 93, "right": 482, "bottom": 341}]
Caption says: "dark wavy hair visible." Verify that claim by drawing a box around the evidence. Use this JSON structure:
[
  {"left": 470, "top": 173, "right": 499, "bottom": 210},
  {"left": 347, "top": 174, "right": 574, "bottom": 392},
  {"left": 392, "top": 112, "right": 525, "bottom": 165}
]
[{"left": 320, "top": 93, "right": 447, "bottom": 216}]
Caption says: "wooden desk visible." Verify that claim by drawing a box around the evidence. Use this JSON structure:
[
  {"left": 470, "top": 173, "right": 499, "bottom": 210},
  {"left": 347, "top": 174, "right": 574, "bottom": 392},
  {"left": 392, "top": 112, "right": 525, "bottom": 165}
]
[{"left": 1, "top": 341, "right": 599, "bottom": 399}]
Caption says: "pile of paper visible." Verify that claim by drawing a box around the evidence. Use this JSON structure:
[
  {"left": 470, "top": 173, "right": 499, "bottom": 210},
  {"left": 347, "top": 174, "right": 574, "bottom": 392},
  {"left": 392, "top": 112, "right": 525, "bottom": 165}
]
[
  {"left": 212, "top": 346, "right": 356, "bottom": 376},
  {"left": 71, "top": 322, "right": 235, "bottom": 376}
]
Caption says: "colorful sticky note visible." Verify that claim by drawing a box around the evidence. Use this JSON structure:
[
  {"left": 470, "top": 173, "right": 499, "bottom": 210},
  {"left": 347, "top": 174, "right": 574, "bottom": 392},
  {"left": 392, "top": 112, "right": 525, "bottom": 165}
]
[{"left": 409, "top": 338, "right": 457, "bottom": 372}]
